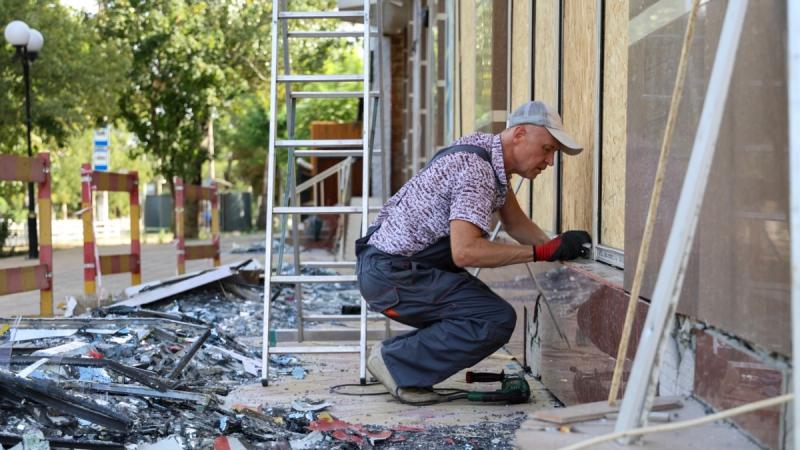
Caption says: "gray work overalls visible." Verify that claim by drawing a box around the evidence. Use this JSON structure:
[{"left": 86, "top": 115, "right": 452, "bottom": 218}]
[{"left": 355, "top": 145, "right": 517, "bottom": 388}]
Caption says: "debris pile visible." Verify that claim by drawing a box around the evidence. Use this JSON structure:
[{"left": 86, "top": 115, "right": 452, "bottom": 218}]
[{"left": 0, "top": 260, "right": 525, "bottom": 448}]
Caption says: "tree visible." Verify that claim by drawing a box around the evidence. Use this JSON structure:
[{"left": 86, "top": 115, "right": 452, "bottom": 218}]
[
  {"left": 95, "top": 0, "right": 275, "bottom": 237},
  {"left": 0, "top": 0, "right": 128, "bottom": 244}
]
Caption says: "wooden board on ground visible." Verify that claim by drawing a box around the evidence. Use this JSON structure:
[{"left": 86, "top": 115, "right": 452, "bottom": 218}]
[{"left": 532, "top": 396, "right": 683, "bottom": 424}]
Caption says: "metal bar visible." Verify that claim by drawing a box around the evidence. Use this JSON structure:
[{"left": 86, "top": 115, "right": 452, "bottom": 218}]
[
  {"left": 411, "top": 0, "right": 422, "bottom": 175},
  {"left": 275, "top": 0, "right": 294, "bottom": 281},
  {"left": 592, "top": 0, "right": 604, "bottom": 260},
  {"left": 303, "top": 314, "right": 384, "bottom": 321},
  {"left": 278, "top": 74, "right": 364, "bottom": 83},
  {"left": 288, "top": 31, "right": 366, "bottom": 38},
  {"left": 359, "top": 0, "right": 372, "bottom": 385},
  {"left": 271, "top": 275, "right": 357, "bottom": 283},
  {"left": 0, "top": 372, "right": 131, "bottom": 432},
  {"left": 596, "top": 244, "right": 624, "bottom": 269},
  {"left": 290, "top": 90, "right": 379, "bottom": 98},
  {"left": 269, "top": 346, "right": 361, "bottom": 354},
  {"left": 167, "top": 328, "right": 211, "bottom": 381},
  {"left": 261, "top": 0, "right": 280, "bottom": 386},
  {"left": 8, "top": 355, "right": 171, "bottom": 392},
  {"left": 614, "top": 0, "right": 748, "bottom": 438},
  {"left": 274, "top": 328, "right": 404, "bottom": 342},
  {"left": 277, "top": 139, "right": 363, "bottom": 148},
  {"left": 788, "top": 1, "right": 800, "bottom": 449},
  {"left": 295, "top": 157, "right": 354, "bottom": 194},
  {"left": 293, "top": 149, "right": 380, "bottom": 157},
  {"left": 278, "top": 11, "right": 364, "bottom": 19},
  {"left": 301, "top": 261, "right": 356, "bottom": 268},
  {"left": 60, "top": 381, "right": 212, "bottom": 406},
  {"left": 273, "top": 206, "right": 365, "bottom": 214}
]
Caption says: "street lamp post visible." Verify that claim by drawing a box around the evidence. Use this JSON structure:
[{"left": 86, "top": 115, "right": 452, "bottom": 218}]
[{"left": 4, "top": 21, "right": 44, "bottom": 259}]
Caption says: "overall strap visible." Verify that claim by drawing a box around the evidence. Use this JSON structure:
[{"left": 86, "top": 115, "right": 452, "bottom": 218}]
[
  {"left": 393, "top": 144, "right": 501, "bottom": 207},
  {"left": 421, "top": 144, "right": 501, "bottom": 187}
]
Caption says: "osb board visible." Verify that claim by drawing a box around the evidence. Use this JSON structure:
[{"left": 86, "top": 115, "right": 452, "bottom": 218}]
[
  {"left": 560, "top": 0, "right": 596, "bottom": 233},
  {"left": 511, "top": 174, "right": 531, "bottom": 216},
  {"left": 531, "top": 0, "right": 558, "bottom": 232},
  {"left": 532, "top": 396, "right": 681, "bottom": 424},
  {"left": 510, "top": 0, "right": 532, "bottom": 216},
  {"left": 510, "top": 0, "right": 531, "bottom": 108},
  {"left": 459, "top": 0, "right": 476, "bottom": 135},
  {"left": 600, "top": 0, "right": 628, "bottom": 250}
]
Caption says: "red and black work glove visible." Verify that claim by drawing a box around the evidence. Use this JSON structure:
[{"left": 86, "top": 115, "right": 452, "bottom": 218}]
[{"left": 533, "top": 230, "right": 591, "bottom": 262}]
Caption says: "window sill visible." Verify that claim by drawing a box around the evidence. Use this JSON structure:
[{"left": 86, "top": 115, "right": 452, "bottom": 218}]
[{"left": 564, "top": 258, "right": 625, "bottom": 292}]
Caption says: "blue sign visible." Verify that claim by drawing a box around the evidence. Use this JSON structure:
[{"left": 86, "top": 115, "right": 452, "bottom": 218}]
[{"left": 93, "top": 128, "right": 110, "bottom": 172}]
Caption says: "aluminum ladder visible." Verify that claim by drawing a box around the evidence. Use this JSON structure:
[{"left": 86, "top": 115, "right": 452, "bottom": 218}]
[{"left": 261, "top": 0, "right": 386, "bottom": 386}]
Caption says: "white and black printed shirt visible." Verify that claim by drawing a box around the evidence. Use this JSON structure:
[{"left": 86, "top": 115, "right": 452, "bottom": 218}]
[{"left": 367, "top": 132, "right": 509, "bottom": 256}]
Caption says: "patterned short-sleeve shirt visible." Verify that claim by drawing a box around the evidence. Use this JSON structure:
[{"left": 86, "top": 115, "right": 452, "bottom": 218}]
[{"left": 368, "top": 132, "right": 509, "bottom": 256}]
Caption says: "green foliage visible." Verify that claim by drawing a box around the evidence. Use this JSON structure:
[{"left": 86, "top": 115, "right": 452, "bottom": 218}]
[
  {"left": 95, "top": 0, "right": 275, "bottom": 186},
  {"left": 1, "top": 0, "right": 130, "bottom": 219},
  {"left": 49, "top": 126, "right": 155, "bottom": 217}
]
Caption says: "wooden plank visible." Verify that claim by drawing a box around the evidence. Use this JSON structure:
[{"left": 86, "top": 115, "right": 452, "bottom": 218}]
[
  {"left": 531, "top": 0, "right": 558, "bottom": 232},
  {"left": 601, "top": 0, "right": 628, "bottom": 250},
  {"left": 185, "top": 244, "right": 218, "bottom": 261},
  {"left": 98, "top": 254, "right": 136, "bottom": 275},
  {"left": 92, "top": 171, "right": 135, "bottom": 192},
  {"left": 532, "top": 396, "right": 683, "bottom": 425},
  {"left": 560, "top": 0, "right": 597, "bottom": 233},
  {"left": 0, "top": 154, "right": 47, "bottom": 183},
  {"left": 0, "top": 265, "right": 49, "bottom": 296},
  {"left": 459, "top": 0, "right": 476, "bottom": 134}
]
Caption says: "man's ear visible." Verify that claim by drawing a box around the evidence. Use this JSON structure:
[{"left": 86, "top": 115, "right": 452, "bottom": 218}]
[{"left": 512, "top": 125, "right": 527, "bottom": 142}]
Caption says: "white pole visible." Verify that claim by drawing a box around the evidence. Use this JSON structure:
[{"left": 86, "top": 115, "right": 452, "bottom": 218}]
[
  {"left": 614, "top": 0, "right": 748, "bottom": 438},
  {"left": 411, "top": 0, "right": 422, "bottom": 174},
  {"left": 787, "top": 0, "right": 800, "bottom": 447},
  {"left": 260, "top": 0, "right": 280, "bottom": 386},
  {"left": 359, "top": 0, "right": 372, "bottom": 385}
]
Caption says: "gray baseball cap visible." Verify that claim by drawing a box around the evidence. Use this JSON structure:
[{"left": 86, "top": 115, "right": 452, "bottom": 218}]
[{"left": 508, "top": 101, "right": 583, "bottom": 155}]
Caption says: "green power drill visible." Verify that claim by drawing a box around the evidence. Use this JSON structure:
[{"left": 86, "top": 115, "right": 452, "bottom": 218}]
[{"left": 463, "top": 370, "right": 531, "bottom": 404}]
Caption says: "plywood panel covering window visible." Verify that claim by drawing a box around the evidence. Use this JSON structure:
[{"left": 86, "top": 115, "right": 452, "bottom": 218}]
[
  {"left": 600, "top": 0, "right": 627, "bottom": 250},
  {"left": 510, "top": 0, "right": 532, "bottom": 216},
  {"left": 560, "top": 0, "right": 596, "bottom": 233},
  {"left": 459, "top": 0, "right": 477, "bottom": 135},
  {"left": 531, "top": 0, "right": 558, "bottom": 233}
]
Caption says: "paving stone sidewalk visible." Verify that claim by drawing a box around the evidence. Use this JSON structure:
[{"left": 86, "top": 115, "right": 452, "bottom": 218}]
[{"left": 0, "top": 233, "right": 266, "bottom": 317}]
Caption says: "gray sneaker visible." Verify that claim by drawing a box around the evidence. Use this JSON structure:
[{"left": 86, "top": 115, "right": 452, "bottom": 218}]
[
  {"left": 366, "top": 341, "right": 398, "bottom": 395},
  {"left": 396, "top": 387, "right": 442, "bottom": 405}
]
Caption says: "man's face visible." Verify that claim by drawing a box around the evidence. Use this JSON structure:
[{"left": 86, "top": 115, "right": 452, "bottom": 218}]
[{"left": 516, "top": 125, "right": 559, "bottom": 179}]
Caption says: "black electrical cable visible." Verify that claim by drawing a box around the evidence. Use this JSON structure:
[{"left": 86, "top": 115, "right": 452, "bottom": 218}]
[
  {"left": 329, "top": 382, "right": 470, "bottom": 405},
  {"left": 329, "top": 382, "right": 390, "bottom": 396}
]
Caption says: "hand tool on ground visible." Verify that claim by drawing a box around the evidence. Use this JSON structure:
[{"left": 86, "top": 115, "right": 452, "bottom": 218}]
[{"left": 461, "top": 370, "right": 531, "bottom": 404}]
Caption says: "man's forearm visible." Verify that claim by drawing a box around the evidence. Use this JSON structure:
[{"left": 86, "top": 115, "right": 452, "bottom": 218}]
[
  {"left": 453, "top": 238, "right": 533, "bottom": 268},
  {"left": 507, "top": 219, "right": 550, "bottom": 246}
]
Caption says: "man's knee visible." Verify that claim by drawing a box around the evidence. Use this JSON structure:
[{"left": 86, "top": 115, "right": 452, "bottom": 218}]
[{"left": 490, "top": 300, "right": 516, "bottom": 343}]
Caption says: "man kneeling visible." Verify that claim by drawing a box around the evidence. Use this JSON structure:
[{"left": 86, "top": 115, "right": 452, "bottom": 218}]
[{"left": 355, "top": 101, "right": 590, "bottom": 404}]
